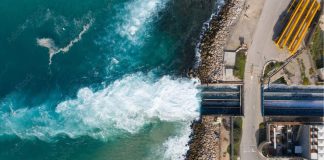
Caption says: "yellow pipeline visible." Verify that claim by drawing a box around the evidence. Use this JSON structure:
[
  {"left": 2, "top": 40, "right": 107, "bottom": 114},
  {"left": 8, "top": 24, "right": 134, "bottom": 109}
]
[
  {"left": 287, "top": 0, "right": 296, "bottom": 13},
  {"left": 290, "top": 1, "right": 320, "bottom": 54},
  {"left": 290, "top": 1, "right": 320, "bottom": 53},
  {"left": 281, "top": 0, "right": 310, "bottom": 48},
  {"left": 276, "top": 0, "right": 305, "bottom": 48},
  {"left": 287, "top": 0, "right": 316, "bottom": 50},
  {"left": 276, "top": 0, "right": 305, "bottom": 47}
]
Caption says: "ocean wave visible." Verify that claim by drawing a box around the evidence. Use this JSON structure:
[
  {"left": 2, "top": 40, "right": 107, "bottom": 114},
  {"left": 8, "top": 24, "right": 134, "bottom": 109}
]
[
  {"left": 36, "top": 20, "right": 93, "bottom": 65},
  {"left": 0, "top": 73, "right": 200, "bottom": 141},
  {"left": 162, "top": 123, "right": 192, "bottom": 160},
  {"left": 117, "top": 0, "right": 168, "bottom": 42},
  {"left": 194, "top": 0, "right": 225, "bottom": 68}
]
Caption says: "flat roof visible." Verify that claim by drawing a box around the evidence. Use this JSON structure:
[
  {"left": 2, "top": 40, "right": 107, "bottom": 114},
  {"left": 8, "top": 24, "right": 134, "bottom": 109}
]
[
  {"left": 311, "top": 152, "right": 318, "bottom": 159},
  {"left": 224, "top": 51, "right": 236, "bottom": 67}
]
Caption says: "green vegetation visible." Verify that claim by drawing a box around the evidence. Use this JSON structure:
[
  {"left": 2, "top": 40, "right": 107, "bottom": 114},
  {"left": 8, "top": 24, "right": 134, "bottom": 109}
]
[
  {"left": 227, "top": 117, "right": 242, "bottom": 160},
  {"left": 233, "top": 52, "right": 247, "bottom": 79},
  {"left": 303, "top": 77, "right": 310, "bottom": 85},
  {"left": 258, "top": 123, "right": 267, "bottom": 145},
  {"left": 263, "top": 62, "right": 284, "bottom": 77},
  {"left": 309, "top": 67, "right": 315, "bottom": 75},
  {"left": 273, "top": 77, "right": 287, "bottom": 84},
  {"left": 310, "top": 24, "right": 324, "bottom": 69},
  {"left": 298, "top": 59, "right": 311, "bottom": 85}
]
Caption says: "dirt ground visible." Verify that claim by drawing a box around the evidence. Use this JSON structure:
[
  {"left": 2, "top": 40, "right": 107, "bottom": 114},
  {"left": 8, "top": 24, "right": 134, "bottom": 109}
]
[
  {"left": 225, "top": 0, "right": 266, "bottom": 50},
  {"left": 319, "top": 14, "right": 324, "bottom": 31},
  {"left": 220, "top": 121, "right": 230, "bottom": 160},
  {"left": 281, "top": 51, "right": 317, "bottom": 85}
]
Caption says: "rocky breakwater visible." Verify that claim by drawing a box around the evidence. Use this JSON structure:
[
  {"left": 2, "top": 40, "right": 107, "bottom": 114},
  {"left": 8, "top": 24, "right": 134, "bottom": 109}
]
[
  {"left": 197, "top": 0, "right": 244, "bottom": 83},
  {"left": 186, "top": 116, "right": 222, "bottom": 160},
  {"left": 187, "top": 0, "right": 244, "bottom": 159}
]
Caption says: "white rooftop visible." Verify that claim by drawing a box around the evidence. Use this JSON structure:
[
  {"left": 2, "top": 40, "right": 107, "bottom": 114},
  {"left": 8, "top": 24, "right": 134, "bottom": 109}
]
[
  {"left": 225, "top": 68, "right": 234, "bottom": 80},
  {"left": 311, "top": 152, "right": 318, "bottom": 160},
  {"left": 318, "top": 125, "right": 324, "bottom": 133},
  {"left": 319, "top": 132, "right": 324, "bottom": 139},
  {"left": 224, "top": 51, "right": 236, "bottom": 67},
  {"left": 319, "top": 139, "right": 324, "bottom": 147},
  {"left": 319, "top": 146, "right": 324, "bottom": 154},
  {"left": 318, "top": 153, "right": 324, "bottom": 160}
]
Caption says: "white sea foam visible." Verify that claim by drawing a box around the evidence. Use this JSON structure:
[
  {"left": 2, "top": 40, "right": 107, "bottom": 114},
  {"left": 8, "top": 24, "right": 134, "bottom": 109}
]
[
  {"left": 37, "top": 20, "right": 93, "bottom": 64},
  {"left": 162, "top": 123, "right": 193, "bottom": 160},
  {"left": 117, "top": 0, "right": 168, "bottom": 41},
  {"left": 194, "top": 0, "right": 225, "bottom": 68},
  {"left": 111, "top": 57, "right": 119, "bottom": 64},
  {"left": 0, "top": 73, "right": 200, "bottom": 141}
]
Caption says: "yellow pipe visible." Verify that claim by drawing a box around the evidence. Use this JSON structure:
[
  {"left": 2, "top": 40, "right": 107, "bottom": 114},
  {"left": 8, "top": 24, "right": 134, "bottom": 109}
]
[
  {"left": 290, "top": 1, "right": 320, "bottom": 54},
  {"left": 290, "top": 1, "right": 320, "bottom": 53},
  {"left": 287, "top": 0, "right": 297, "bottom": 13},
  {"left": 276, "top": 0, "right": 305, "bottom": 48},
  {"left": 287, "top": 0, "right": 316, "bottom": 50},
  {"left": 281, "top": 0, "right": 310, "bottom": 48}
]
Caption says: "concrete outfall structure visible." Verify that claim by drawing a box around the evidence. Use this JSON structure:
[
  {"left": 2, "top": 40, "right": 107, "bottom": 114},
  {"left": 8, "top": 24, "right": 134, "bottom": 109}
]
[{"left": 187, "top": 0, "right": 245, "bottom": 159}]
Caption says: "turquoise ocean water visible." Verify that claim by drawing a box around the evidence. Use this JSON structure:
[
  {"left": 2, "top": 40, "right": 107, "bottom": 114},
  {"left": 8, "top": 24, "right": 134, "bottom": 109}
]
[{"left": 0, "top": 0, "right": 222, "bottom": 159}]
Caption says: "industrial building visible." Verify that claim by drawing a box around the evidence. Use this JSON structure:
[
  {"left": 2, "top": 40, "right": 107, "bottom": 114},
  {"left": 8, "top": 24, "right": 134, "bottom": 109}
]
[
  {"left": 275, "top": 0, "right": 321, "bottom": 54},
  {"left": 260, "top": 123, "right": 324, "bottom": 160},
  {"left": 300, "top": 125, "right": 324, "bottom": 160}
]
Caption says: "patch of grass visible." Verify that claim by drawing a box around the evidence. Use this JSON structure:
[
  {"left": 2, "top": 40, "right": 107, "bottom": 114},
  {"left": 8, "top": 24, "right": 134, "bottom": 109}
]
[
  {"left": 309, "top": 67, "right": 315, "bottom": 75},
  {"left": 310, "top": 24, "right": 324, "bottom": 69},
  {"left": 298, "top": 59, "right": 311, "bottom": 85},
  {"left": 303, "top": 77, "right": 311, "bottom": 85},
  {"left": 227, "top": 117, "right": 242, "bottom": 160},
  {"left": 258, "top": 123, "right": 267, "bottom": 145},
  {"left": 263, "top": 62, "right": 284, "bottom": 77},
  {"left": 233, "top": 52, "right": 246, "bottom": 79}
]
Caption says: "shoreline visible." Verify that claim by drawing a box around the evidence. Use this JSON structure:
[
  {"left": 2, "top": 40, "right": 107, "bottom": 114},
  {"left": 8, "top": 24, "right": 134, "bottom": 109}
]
[
  {"left": 195, "top": 0, "right": 244, "bottom": 83},
  {"left": 187, "top": 0, "right": 244, "bottom": 159}
]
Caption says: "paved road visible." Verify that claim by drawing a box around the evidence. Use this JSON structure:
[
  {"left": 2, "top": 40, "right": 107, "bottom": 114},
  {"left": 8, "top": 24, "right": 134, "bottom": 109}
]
[{"left": 240, "top": 0, "right": 291, "bottom": 159}]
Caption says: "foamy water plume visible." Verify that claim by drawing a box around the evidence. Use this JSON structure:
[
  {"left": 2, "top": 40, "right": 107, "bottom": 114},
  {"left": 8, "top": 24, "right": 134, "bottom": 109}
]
[
  {"left": 117, "top": 0, "right": 168, "bottom": 41},
  {"left": 37, "top": 21, "right": 92, "bottom": 64},
  {"left": 162, "top": 123, "right": 193, "bottom": 160},
  {"left": 0, "top": 73, "right": 200, "bottom": 142}
]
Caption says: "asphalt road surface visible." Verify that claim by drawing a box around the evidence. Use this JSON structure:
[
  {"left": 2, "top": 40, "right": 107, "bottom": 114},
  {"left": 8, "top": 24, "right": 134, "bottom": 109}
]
[{"left": 240, "top": 0, "right": 291, "bottom": 159}]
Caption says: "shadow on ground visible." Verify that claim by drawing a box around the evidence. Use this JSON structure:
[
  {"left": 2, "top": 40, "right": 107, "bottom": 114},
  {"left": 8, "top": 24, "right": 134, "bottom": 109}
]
[{"left": 272, "top": 0, "right": 296, "bottom": 41}]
